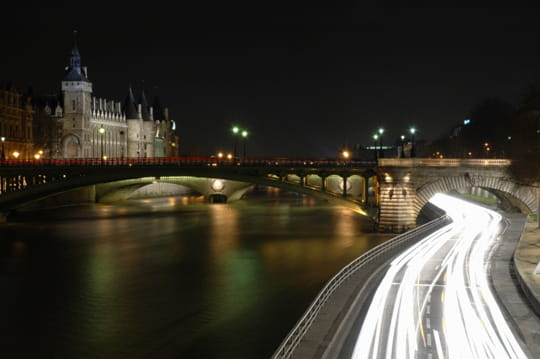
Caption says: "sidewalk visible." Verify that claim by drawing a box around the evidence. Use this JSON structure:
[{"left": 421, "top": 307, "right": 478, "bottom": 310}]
[
  {"left": 491, "top": 213, "right": 540, "bottom": 358},
  {"left": 514, "top": 217, "right": 540, "bottom": 317}
]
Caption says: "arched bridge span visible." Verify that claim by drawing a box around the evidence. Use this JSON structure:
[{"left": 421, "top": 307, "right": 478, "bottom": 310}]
[
  {"left": 0, "top": 158, "right": 377, "bottom": 218},
  {"left": 0, "top": 158, "right": 537, "bottom": 232},
  {"left": 377, "top": 158, "right": 538, "bottom": 232}
]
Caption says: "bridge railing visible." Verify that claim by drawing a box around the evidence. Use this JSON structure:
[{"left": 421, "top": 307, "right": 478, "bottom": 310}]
[
  {"left": 379, "top": 158, "right": 511, "bottom": 167},
  {"left": 272, "top": 214, "right": 452, "bottom": 359},
  {"left": 0, "top": 157, "right": 377, "bottom": 168}
]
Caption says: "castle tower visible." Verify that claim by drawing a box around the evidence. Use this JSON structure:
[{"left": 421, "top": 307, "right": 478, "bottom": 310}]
[
  {"left": 124, "top": 86, "right": 142, "bottom": 158},
  {"left": 60, "top": 31, "right": 93, "bottom": 158},
  {"left": 139, "top": 89, "right": 155, "bottom": 157}
]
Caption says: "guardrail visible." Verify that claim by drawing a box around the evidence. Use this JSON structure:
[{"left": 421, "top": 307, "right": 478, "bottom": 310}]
[
  {"left": 272, "top": 214, "right": 452, "bottom": 359},
  {"left": 0, "top": 157, "right": 376, "bottom": 168},
  {"left": 379, "top": 158, "right": 511, "bottom": 167}
]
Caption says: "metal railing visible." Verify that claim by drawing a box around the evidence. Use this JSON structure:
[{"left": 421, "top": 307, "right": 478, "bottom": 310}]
[
  {"left": 272, "top": 214, "right": 452, "bottom": 359},
  {"left": 379, "top": 158, "right": 511, "bottom": 167},
  {"left": 0, "top": 157, "right": 376, "bottom": 169}
]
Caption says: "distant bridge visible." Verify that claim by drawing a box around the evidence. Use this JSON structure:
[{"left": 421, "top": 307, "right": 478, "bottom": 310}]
[{"left": 0, "top": 157, "right": 537, "bottom": 231}]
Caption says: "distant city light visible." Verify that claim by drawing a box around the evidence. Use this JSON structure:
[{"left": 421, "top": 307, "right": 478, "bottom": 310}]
[
  {"left": 464, "top": 119, "right": 471, "bottom": 125},
  {"left": 217, "top": 152, "right": 223, "bottom": 158},
  {"left": 342, "top": 150, "right": 350, "bottom": 159}
]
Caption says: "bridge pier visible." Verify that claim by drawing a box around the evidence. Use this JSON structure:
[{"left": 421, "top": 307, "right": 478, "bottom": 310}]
[
  {"left": 362, "top": 175, "right": 368, "bottom": 203},
  {"left": 321, "top": 175, "right": 327, "bottom": 192},
  {"left": 377, "top": 169, "right": 416, "bottom": 232}
]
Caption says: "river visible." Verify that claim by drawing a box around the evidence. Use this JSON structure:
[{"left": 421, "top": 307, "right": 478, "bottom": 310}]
[{"left": 0, "top": 187, "right": 390, "bottom": 358}]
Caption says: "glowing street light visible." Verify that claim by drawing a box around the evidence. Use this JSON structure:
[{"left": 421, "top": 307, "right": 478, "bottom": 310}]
[
  {"left": 378, "top": 128, "right": 384, "bottom": 158},
  {"left": 409, "top": 127, "right": 417, "bottom": 158},
  {"left": 231, "top": 125, "right": 240, "bottom": 159},
  {"left": 373, "top": 133, "right": 379, "bottom": 160},
  {"left": 342, "top": 150, "right": 350, "bottom": 159},
  {"left": 400, "top": 135, "right": 405, "bottom": 158},
  {"left": 241, "top": 129, "right": 248, "bottom": 158},
  {"left": 99, "top": 125, "right": 106, "bottom": 161},
  {"left": 12, "top": 151, "right": 20, "bottom": 159}
]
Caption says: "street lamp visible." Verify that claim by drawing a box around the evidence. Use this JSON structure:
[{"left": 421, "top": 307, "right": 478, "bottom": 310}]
[
  {"left": 342, "top": 150, "right": 350, "bottom": 159},
  {"left": 1, "top": 137, "right": 5, "bottom": 161},
  {"left": 400, "top": 135, "right": 405, "bottom": 158},
  {"left": 232, "top": 125, "right": 240, "bottom": 159},
  {"left": 373, "top": 134, "right": 379, "bottom": 160},
  {"left": 99, "top": 125, "right": 105, "bottom": 161},
  {"left": 241, "top": 129, "right": 248, "bottom": 159},
  {"left": 378, "top": 128, "right": 384, "bottom": 158},
  {"left": 409, "top": 127, "right": 416, "bottom": 158}
]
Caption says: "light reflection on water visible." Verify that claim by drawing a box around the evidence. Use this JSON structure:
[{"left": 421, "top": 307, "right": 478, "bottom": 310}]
[{"left": 0, "top": 188, "right": 391, "bottom": 358}]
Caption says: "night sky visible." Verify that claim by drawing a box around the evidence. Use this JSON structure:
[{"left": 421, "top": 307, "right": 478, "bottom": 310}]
[{"left": 2, "top": 4, "right": 540, "bottom": 158}]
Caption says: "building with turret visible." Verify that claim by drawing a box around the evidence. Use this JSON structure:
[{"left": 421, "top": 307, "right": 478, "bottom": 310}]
[{"left": 33, "top": 37, "right": 178, "bottom": 159}]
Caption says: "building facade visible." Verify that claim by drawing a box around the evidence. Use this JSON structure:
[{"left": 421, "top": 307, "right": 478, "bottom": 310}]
[
  {"left": 34, "top": 41, "right": 178, "bottom": 159},
  {"left": 0, "top": 86, "right": 34, "bottom": 160}
]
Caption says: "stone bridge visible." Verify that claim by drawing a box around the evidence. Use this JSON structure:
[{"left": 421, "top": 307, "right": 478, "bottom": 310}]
[
  {"left": 0, "top": 158, "right": 537, "bottom": 231},
  {"left": 0, "top": 158, "right": 377, "bottom": 222},
  {"left": 377, "top": 158, "right": 538, "bottom": 231}
]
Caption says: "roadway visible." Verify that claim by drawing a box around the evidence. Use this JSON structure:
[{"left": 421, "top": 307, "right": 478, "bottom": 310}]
[{"left": 351, "top": 193, "right": 529, "bottom": 359}]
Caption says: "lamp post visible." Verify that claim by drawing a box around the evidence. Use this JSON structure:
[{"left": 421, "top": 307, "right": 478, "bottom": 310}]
[
  {"left": 232, "top": 125, "right": 239, "bottom": 159},
  {"left": 400, "top": 135, "right": 405, "bottom": 158},
  {"left": 378, "top": 127, "right": 384, "bottom": 158},
  {"left": 99, "top": 125, "right": 105, "bottom": 161},
  {"left": 1, "top": 137, "right": 5, "bottom": 161},
  {"left": 241, "top": 129, "right": 248, "bottom": 159},
  {"left": 409, "top": 127, "right": 416, "bottom": 158},
  {"left": 373, "top": 134, "right": 379, "bottom": 160}
]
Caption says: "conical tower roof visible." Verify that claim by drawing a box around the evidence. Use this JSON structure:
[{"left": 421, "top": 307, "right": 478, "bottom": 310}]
[
  {"left": 64, "top": 30, "right": 88, "bottom": 81},
  {"left": 139, "top": 88, "right": 151, "bottom": 121},
  {"left": 123, "top": 86, "right": 139, "bottom": 119}
]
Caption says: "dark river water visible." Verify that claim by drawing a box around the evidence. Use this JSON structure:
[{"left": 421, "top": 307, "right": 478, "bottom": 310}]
[{"left": 0, "top": 187, "right": 390, "bottom": 358}]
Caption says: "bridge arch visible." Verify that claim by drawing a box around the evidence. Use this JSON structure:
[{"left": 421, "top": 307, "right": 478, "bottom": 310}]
[
  {"left": 414, "top": 174, "right": 537, "bottom": 217},
  {"left": 0, "top": 167, "right": 374, "bottom": 221}
]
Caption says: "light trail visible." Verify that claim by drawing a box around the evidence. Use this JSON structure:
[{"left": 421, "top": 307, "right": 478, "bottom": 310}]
[{"left": 351, "top": 193, "right": 528, "bottom": 359}]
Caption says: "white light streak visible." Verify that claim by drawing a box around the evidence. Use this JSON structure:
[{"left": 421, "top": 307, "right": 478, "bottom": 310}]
[{"left": 351, "top": 193, "right": 528, "bottom": 359}]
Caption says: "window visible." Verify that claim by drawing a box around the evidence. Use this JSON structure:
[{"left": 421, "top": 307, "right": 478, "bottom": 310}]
[{"left": 72, "top": 100, "right": 76, "bottom": 111}]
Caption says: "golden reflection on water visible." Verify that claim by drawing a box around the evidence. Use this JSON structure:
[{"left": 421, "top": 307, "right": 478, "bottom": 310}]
[
  {"left": 208, "top": 204, "right": 239, "bottom": 255},
  {"left": 335, "top": 208, "right": 357, "bottom": 248}
]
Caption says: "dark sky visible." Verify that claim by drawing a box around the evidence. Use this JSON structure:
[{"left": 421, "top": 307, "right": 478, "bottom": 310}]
[{"left": 2, "top": 4, "right": 540, "bottom": 157}]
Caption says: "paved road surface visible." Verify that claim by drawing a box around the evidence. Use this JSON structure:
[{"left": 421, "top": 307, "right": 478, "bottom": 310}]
[{"left": 351, "top": 194, "right": 529, "bottom": 359}]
